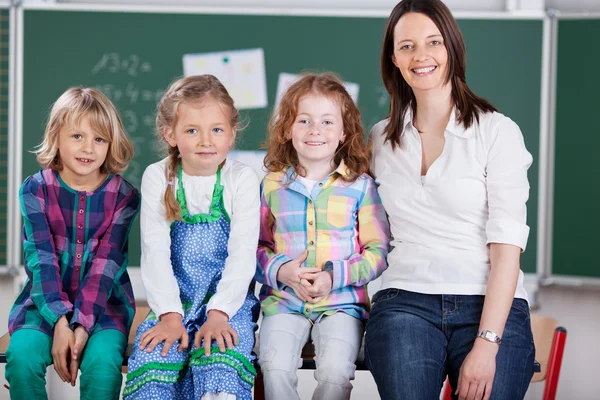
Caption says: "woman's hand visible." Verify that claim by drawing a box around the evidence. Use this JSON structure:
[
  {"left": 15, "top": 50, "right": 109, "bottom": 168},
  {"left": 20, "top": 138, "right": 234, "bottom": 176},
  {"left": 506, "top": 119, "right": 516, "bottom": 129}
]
[
  {"left": 277, "top": 250, "right": 320, "bottom": 302},
  {"left": 455, "top": 339, "right": 498, "bottom": 400},
  {"left": 69, "top": 325, "right": 89, "bottom": 386},
  {"left": 194, "top": 310, "right": 238, "bottom": 357},
  {"left": 140, "top": 312, "right": 189, "bottom": 356},
  {"left": 52, "top": 315, "right": 74, "bottom": 383}
]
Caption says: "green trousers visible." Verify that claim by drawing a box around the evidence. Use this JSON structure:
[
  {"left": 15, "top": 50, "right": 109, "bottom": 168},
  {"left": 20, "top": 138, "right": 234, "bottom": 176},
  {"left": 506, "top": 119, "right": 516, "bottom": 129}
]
[{"left": 5, "top": 328, "right": 127, "bottom": 400}]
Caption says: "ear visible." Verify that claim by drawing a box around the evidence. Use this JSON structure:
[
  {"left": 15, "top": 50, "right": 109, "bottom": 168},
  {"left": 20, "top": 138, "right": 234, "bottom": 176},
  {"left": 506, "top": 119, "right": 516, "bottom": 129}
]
[
  {"left": 229, "top": 128, "right": 237, "bottom": 147},
  {"left": 391, "top": 54, "right": 400, "bottom": 69},
  {"left": 340, "top": 130, "right": 346, "bottom": 144},
  {"left": 164, "top": 128, "right": 177, "bottom": 148}
]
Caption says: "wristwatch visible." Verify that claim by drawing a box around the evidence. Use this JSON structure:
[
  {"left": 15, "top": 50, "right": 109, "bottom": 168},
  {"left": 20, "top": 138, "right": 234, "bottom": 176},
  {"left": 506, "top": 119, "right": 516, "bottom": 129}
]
[
  {"left": 323, "top": 261, "right": 334, "bottom": 272},
  {"left": 476, "top": 330, "right": 502, "bottom": 345}
]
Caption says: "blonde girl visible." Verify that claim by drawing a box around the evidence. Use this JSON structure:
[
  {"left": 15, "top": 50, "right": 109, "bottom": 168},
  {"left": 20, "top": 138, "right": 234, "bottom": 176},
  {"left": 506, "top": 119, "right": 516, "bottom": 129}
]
[
  {"left": 124, "top": 75, "right": 260, "bottom": 400},
  {"left": 6, "top": 87, "right": 140, "bottom": 400}
]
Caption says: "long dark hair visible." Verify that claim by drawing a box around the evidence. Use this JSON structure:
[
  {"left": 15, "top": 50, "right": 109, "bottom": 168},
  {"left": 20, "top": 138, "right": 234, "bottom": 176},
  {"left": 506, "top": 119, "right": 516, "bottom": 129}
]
[{"left": 380, "top": 0, "right": 496, "bottom": 149}]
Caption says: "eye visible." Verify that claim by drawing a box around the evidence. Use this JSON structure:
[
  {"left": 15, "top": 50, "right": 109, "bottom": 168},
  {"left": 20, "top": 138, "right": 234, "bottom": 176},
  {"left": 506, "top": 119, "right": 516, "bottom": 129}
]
[
  {"left": 95, "top": 137, "right": 106, "bottom": 143},
  {"left": 399, "top": 44, "right": 412, "bottom": 51},
  {"left": 431, "top": 40, "right": 442, "bottom": 46},
  {"left": 186, "top": 128, "right": 197, "bottom": 134},
  {"left": 72, "top": 134, "right": 82, "bottom": 139},
  {"left": 298, "top": 119, "right": 310, "bottom": 124},
  {"left": 212, "top": 127, "right": 224, "bottom": 134},
  {"left": 323, "top": 120, "right": 333, "bottom": 126}
]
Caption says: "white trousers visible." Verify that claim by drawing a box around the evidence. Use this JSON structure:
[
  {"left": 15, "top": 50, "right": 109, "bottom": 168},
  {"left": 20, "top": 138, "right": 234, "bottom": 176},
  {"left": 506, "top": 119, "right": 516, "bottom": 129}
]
[{"left": 258, "top": 312, "right": 363, "bottom": 400}]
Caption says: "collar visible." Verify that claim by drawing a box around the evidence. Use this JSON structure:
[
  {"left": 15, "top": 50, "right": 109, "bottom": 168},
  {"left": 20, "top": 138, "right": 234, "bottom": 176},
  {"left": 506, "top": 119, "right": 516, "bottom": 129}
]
[
  {"left": 282, "top": 159, "right": 351, "bottom": 184},
  {"left": 403, "top": 105, "right": 473, "bottom": 139}
]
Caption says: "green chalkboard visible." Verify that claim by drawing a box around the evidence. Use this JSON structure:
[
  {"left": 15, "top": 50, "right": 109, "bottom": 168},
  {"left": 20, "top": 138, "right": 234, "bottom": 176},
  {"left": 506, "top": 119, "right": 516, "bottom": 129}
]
[
  {"left": 552, "top": 19, "right": 600, "bottom": 278},
  {"left": 22, "top": 9, "right": 543, "bottom": 271},
  {"left": 0, "top": 8, "right": 9, "bottom": 266}
]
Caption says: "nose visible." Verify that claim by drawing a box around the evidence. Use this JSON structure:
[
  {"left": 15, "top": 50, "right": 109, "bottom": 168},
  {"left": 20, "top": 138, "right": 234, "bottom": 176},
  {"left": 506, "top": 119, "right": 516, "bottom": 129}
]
[
  {"left": 197, "top": 131, "right": 211, "bottom": 146},
  {"left": 81, "top": 137, "right": 93, "bottom": 154},
  {"left": 413, "top": 46, "right": 430, "bottom": 62},
  {"left": 309, "top": 123, "right": 321, "bottom": 135}
]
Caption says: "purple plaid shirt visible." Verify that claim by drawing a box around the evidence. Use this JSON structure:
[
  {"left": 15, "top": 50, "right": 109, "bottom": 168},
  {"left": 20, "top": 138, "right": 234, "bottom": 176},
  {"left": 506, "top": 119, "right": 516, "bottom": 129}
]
[{"left": 8, "top": 169, "right": 140, "bottom": 337}]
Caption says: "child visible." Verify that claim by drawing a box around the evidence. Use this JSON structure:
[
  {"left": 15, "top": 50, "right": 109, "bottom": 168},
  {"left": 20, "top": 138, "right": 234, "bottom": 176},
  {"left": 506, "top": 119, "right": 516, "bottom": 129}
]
[
  {"left": 256, "top": 73, "right": 391, "bottom": 400},
  {"left": 123, "top": 75, "right": 260, "bottom": 400},
  {"left": 5, "top": 87, "right": 140, "bottom": 400}
]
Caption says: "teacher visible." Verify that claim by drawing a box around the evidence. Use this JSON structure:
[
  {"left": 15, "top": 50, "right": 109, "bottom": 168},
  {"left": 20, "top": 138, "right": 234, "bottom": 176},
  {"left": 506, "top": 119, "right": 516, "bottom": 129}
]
[{"left": 365, "top": 0, "right": 535, "bottom": 399}]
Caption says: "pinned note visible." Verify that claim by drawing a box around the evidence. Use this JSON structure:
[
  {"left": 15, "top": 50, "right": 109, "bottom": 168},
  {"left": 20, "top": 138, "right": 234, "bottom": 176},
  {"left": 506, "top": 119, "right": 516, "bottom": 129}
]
[
  {"left": 274, "top": 72, "right": 360, "bottom": 109},
  {"left": 183, "top": 48, "right": 268, "bottom": 110}
]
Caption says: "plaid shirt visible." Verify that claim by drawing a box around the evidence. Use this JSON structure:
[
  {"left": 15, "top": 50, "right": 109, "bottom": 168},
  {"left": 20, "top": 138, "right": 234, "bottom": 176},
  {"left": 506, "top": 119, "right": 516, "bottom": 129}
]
[
  {"left": 256, "top": 162, "right": 390, "bottom": 321},
  {"left": 8, "top": 169, "right": 140, "bottom": 337}
]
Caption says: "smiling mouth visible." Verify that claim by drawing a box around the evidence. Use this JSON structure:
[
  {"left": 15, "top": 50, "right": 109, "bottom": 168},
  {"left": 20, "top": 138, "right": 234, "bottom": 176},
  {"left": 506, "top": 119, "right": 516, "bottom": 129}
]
[
  {"left": 77, "top": 158, "right": 94, "bottom": 164},
  {"left": 196, "top": 152, "right": 217, "bottom": 156},
  {"left": 412, "top": 66, "right": 437, "bottom": 74},
  {"left": 305, "top": 141, "right": 326, "bottom": 146}
]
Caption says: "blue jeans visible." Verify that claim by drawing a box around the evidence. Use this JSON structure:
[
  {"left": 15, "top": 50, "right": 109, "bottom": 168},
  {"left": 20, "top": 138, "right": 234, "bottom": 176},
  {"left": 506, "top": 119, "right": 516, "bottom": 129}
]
[{"left": 364, "top": 289, "right": 535, "bottom": 400}]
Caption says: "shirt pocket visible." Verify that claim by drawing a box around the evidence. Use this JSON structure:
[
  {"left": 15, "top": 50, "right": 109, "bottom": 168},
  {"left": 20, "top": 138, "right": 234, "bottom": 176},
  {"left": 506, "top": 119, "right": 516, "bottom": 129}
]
[{"left": 326, "top": 195, "right": 356, "bottom": 229}]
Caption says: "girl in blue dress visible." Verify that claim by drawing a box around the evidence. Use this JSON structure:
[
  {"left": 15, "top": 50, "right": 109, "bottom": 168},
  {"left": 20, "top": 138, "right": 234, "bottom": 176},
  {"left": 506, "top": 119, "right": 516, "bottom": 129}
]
[{"left": 123, "top": 75, "right": 260, "bottom": 400}]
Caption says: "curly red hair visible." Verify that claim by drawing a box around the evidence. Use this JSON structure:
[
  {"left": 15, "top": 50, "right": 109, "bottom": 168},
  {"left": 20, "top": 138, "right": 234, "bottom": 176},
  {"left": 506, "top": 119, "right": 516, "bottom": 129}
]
[{"left": 263, "top": 72, "right": 370, "bottom": 182}]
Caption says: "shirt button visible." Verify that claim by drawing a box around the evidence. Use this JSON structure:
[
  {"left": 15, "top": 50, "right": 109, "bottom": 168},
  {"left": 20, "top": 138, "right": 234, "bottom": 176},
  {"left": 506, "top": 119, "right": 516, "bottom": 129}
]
[
  {"left": 308, "top": 199, "right": 312, "bottom": 204},
  {"left": 305, "top": 307, "right": 312, "bottom": 313},
  {"left": 76, "top": 254, "right": 82, "bottom": 259},
  {"left": 79, "top": 209, "right": 84, "bottom": 214},
  {"left": 77, "top": 239, "right": 82, "bottom": 244},
  {"left": 318, "top": 183, "right": 323, "bottom": 187},
  {"left": 309, "top": 240, "right": 314, "bottom": 246},
  {"left": 77, "top": 225, "right": 83, "bottom": 229},
  {"left": 308, "top": 221, "right": 314, "bottom": 226},
  {"left": 79, "top": 195, "right": 85, "bottom": 201}
]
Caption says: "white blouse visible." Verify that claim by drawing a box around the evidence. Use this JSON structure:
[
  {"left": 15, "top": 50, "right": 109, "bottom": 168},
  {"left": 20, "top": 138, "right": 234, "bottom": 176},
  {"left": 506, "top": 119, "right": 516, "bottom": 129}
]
[
  {"left": 140, "top": 157, "right": 260, "bottom": 319},
  {"left": 370, "top": 108, "right": 533, "bottom": 301}
]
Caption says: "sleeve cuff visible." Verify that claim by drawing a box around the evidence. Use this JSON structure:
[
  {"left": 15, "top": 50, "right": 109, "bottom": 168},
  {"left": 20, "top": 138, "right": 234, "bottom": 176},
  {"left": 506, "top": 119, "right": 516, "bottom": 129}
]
[
  {"left": 206, "top": 303, "right": 233, "bottom": 321},
  {"left": 41, "top": 303, "right": 72, "bottom": 328},
  {"left": 69, "top": 311, "right": 94, "bottom": 333},
  {"left": 329, "top": 260, "right": 351, "bottom": 291},
  {"left": 148, "top": 293, "right": 184, "bottom": 320},
  {"left": 265, "top": 253, "right": 293, "bottom": 290},
  {"left": 486, "top": 219, "right": 530, "bottom": 252}
]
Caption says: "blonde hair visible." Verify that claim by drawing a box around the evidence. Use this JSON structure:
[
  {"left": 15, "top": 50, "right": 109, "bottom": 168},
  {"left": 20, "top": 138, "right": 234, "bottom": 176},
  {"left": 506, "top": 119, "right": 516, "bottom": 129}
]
[
  {"left": 35, "top": 87, "right": 134, "bottom": 174},
  {"left": 264, "top": 72, "right": 370, "bottom": 182},
  {"left": 156, "top": 74, "right": 240, "bottom": 221}
]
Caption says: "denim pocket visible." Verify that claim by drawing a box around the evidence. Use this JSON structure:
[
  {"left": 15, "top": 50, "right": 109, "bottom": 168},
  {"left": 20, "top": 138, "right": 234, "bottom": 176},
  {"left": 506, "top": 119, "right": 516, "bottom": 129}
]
[
  {"left": 371, "top": 288, "right": 400, "bottom": 306},
  {"left": 510, "top": 298, "right": 531, "bottom": 317}
]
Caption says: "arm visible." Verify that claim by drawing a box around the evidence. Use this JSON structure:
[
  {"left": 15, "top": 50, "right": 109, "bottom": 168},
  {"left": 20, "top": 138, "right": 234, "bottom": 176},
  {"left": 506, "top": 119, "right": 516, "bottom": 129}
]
[
  {"left": 206, "top": 167, "right": 260, "bottom": 319},
  {"left": 456, "top": 117, "right": 533, "bottom": 400},
  {"left": 139, "top": 165, "right": 184, "bottom": 318},
  {"left": 20, "top": 176, "right": 73, "bottom": 326},
  {"left": 70, "top": 184, "right": 140, "bottom": 333},
  {"left": 326, "top": 177, "right": 391, "bottom": 291},
  {"left": 255, "top": 179, "right": 293, "bottom": 290}
]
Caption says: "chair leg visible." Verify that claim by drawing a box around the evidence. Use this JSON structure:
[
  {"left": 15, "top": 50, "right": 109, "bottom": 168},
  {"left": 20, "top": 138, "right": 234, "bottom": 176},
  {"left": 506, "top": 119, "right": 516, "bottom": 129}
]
[
  {"left": 543, "top": 327, "right": 567, "bottom": 400},
  {"left": 254, "top": 365, "right": 265, "bottom": 400},
  {"left": 443, "top": 377, "right": 452, "bottom": 400}
]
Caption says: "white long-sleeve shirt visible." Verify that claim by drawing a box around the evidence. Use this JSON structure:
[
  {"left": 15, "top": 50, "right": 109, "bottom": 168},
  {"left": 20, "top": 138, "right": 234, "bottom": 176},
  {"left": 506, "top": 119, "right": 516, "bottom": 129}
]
[
  {"left": 370, "top": 108, "right": 533, "bottom": 301},
  {"left": 140, "top": 157, "right": 260, "bottom": 319}
]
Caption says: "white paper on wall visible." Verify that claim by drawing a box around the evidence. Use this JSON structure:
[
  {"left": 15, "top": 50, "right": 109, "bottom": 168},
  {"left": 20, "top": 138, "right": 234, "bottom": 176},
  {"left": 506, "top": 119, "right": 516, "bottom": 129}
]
[{"left": 183, "top": 48, "right": 268, "bottom": 110}]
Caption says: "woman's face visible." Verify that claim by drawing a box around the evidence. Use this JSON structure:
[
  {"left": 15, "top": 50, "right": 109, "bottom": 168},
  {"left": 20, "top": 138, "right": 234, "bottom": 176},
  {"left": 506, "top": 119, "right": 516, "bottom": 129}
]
[{"left": 392, "top": 12, "right": 449, "bottom": 93}]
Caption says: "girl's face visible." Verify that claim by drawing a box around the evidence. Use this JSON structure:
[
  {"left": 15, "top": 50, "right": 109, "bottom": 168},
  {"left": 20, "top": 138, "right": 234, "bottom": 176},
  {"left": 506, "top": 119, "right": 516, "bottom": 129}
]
[
  {"left": 289, "top": 93, "right": 345, "bottom": 170},
  {"left": 392, "top": 12, "right": 449, "bottom": 93},
  {"left": 165, "top": 98, "right": 236, "bottom": 176},
  {"left": 57, "top": 115, "right": 109, "bottom": 188}
]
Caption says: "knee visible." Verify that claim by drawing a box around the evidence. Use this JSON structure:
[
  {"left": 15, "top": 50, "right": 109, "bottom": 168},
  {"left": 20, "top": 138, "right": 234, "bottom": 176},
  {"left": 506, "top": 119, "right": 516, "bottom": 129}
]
[
  {"left": 80, "top": 346, "right": 123, "bottom": 376},
  {"left": 314, "top": 340, "right": 357, "bottom": 385},
  {"left": 6, "top": 339, "right": 49, "bottom": 379},
  {"left": 258, "top": 345, "right": 300, "bottom": 376}
]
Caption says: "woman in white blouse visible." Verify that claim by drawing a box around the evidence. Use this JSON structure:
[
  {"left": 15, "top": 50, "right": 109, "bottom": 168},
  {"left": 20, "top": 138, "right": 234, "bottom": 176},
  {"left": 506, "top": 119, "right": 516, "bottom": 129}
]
[{"left": 365, "top": 1, "right": 535, "bottom": 399}]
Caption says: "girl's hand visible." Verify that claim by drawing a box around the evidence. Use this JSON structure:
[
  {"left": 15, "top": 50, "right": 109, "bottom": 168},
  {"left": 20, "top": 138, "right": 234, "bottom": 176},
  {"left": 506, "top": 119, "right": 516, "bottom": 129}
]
[
  {"left": 194, "top": 310, "right": 238, "bottom": 357},
  {"left": 277, "top": 250, "right": 321, "bottom": 302},
  {"left": 69, "top": 325, "right": 89, "bottom": 386},
  {"left": 52, "top": 315, "right": 74, "bottom": 383},
  {"left": 298, "top": 270, "right": 333, "bottom": 303},
  {"left": 455, "top": 339, "right": 498, "bottom": 400},
  {"left": 140, "top": 313, "right": 189, "bottom": 356}
]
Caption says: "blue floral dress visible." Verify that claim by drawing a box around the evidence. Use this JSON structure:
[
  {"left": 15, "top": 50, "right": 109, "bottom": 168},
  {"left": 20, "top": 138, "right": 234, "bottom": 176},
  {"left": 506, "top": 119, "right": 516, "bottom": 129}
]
[{"left": 124, "top": 165, "right": 259, "bottom": 399}]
